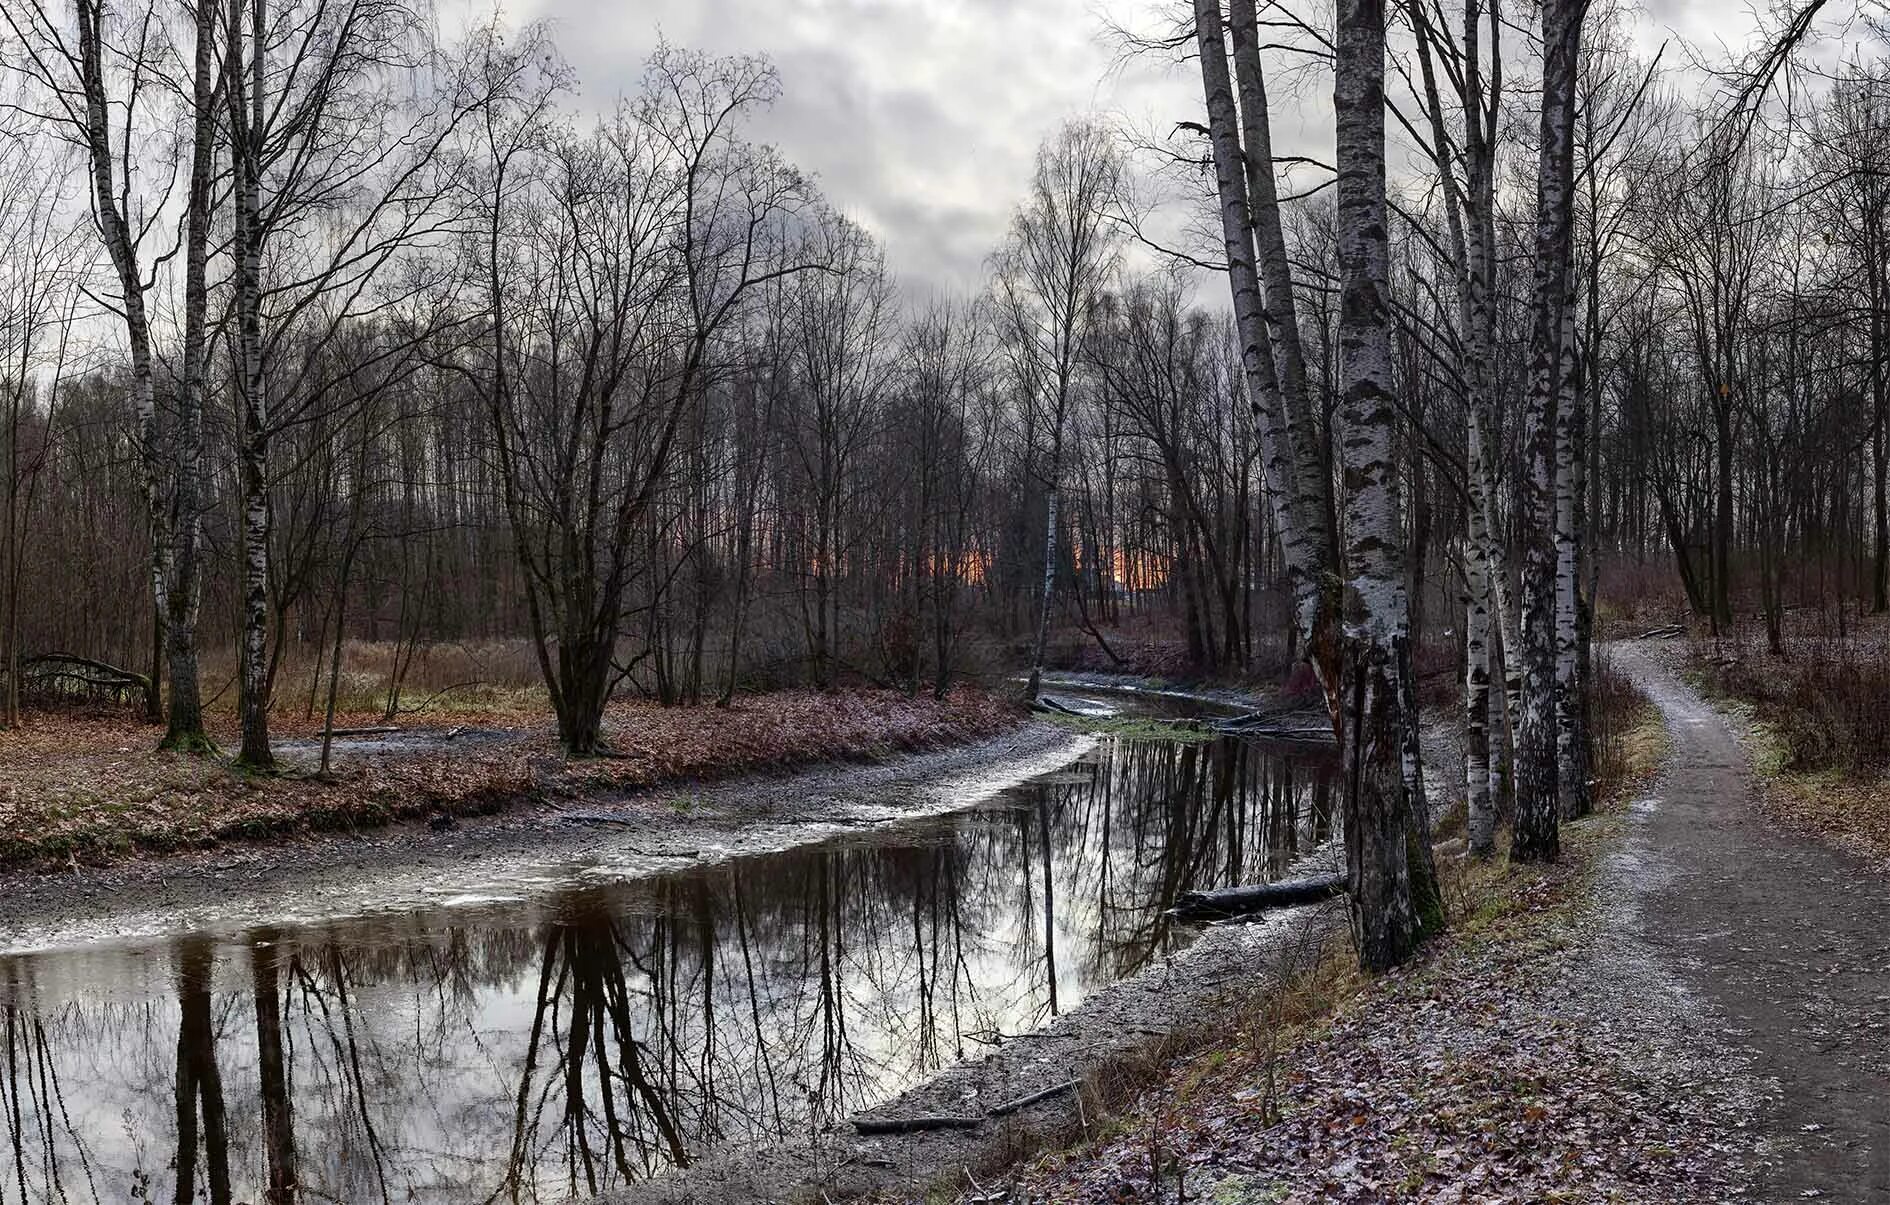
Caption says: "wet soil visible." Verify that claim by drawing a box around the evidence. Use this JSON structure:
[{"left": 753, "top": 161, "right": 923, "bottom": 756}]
[{"left": 595, "top": 900, "right": 1348, "bottom": 1205}]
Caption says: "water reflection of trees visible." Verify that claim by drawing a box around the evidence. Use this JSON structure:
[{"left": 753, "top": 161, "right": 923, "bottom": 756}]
[{"left": 0, "top": 733, "right": 1330, "bottom": 1202}]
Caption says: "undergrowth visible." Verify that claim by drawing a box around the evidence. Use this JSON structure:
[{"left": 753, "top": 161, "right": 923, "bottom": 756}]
[{"left": 1692, "top": 637, "right": 1890, "bottom": 773}]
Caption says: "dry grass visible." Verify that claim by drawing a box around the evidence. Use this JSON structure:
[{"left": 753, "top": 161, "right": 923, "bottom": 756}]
[
  {"left": 197, "top": 638, "right": 552, "bottom": 721},
  {"left": 1695, "top": 636, "right": 1890, "bottom": 774},
  {"left": 0, "top": 688, "right": 1021, "bottom": 867},
  {"left": 1686, "top": 632, "right": 1890, "bottom": 860}
]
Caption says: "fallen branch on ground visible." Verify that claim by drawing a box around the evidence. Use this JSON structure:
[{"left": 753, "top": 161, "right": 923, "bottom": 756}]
[
  {"left": 850, "top": 1114, "right": 983, "bottom": 1134},
  {"left": 1168, "top": 874, "right": 1346, "bottom": 921},
  {"left": 989, "top": 1079, "right": 1080, "bottom": 1118}
]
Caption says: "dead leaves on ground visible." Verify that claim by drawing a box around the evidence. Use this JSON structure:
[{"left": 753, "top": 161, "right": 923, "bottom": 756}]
[
  {"left": 0, "top": 690, "right": 1018, "bottom": 866},
  {"left": 997, "top": 863, "right": 1745, "bottom": 1205}
]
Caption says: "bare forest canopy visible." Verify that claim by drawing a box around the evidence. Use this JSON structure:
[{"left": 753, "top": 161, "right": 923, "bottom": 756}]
[{"left": 0, "top": 0, "right": 1866, "bottom": 965}]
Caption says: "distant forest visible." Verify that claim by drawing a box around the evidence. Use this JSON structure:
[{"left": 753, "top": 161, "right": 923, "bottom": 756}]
[{"left": 1, "top": 0, "right": 1881, "bottom": 961}]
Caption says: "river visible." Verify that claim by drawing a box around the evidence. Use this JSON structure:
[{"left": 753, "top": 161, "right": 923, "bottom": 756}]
[{"left": 0, "top": 695, "right": 1333, "bottom": 1202}]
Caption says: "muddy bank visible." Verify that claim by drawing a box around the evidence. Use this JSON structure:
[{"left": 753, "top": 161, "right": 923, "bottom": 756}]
[
  {"left": 0, "top": 693, "right": 1348, "bottom": 1204},
  {"left": 607, "top": 717, "right": 1450, "bottom": 1205},
  {"left": 0, "top": 688, "right": 1018, "bottom": 868},
  {"left": 0, "top": 721, "right": 1084, "bottom": 951}
]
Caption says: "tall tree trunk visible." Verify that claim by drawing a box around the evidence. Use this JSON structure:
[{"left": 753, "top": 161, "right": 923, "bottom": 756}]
[
  {"left": 1335, "top": 0, "right": 1435, "bottom": 970},
  {"left": 1554, "top": 300, "right": 1591, "bottom": 819},
  {"left": 1463, "top": 526, "right": 1496, "bottom": 857},
  {"left": 1192, "top": 0, "right": 1340, "bottom": 705},
  {"left": 1228, "top": 0, "right": 1336, "bottom": 577},
  {"left": 229, "top": 0, "right": 274, "bottom": 771},
  {"left": 1513, "top": 0, "right": 1582, "bottom": 863},
  {"left": 1712, "top": 394, "right": 1734, "bottom": 634},
  {"left": 1872, "top": 281, "right": 1886, "bottom": 613},
  {"left": 1025, "top": 480, "right": 1058, "bottom": 700},
  {"left": 76, "top": 0, "right": 173, "bottom": 736},
  {"left": 1406, "top": 0, "right": 1503, "bottom": 849},
  {"left": 161, "top": 0, "right": 217, "bottom": 753}
]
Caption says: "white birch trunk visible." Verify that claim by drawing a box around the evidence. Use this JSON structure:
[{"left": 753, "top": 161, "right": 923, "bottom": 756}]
[
  {"left": 1407, "top": 0, "right": 1501, "bottom": 852},
  {"left": 1464, "top": 428, "right": 1497, "bottom": 857},
  {"left": 1226, "top": 0, "right": 1335, "bottom": 589},
  {"left": 1192, "top": 0, "right": 1337, "bottom": 696},
  {"left": 1513, "top": 0, "right": 1582, "bottom": 862},
  {"left": 1335, "top": 0, "right": 1431, "bottom": 970},
  {"left": 1553, "top": 292, "right": 1590, "bottom": 818},
  {"left": 1025, "top": 480, "right": 1059, "bottom": 700},
  {"left": 74, "top": 0, "right": 171, "bottom": 709}
]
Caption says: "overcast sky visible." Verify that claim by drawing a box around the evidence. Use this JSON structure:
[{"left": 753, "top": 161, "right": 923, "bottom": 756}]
[
  {"left": 487, "top": 0, "right": 1785, "bottom": 297},
  {"left": 488, "top": 0, "right": 1226, "bottom": 294}
]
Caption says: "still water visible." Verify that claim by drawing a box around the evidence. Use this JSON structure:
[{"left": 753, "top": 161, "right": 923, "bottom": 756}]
[{"left": 0, "top": 716, "right": 1333, "bottom": 1202}]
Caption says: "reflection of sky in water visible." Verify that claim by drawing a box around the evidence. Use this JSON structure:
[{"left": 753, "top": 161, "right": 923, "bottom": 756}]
[{"left": 0, "top": 731, "right": 1333, "bottom": 1202}]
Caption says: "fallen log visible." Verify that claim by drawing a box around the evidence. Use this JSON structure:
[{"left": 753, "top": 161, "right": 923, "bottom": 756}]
[
  {"left": 10, "top": 652, "right": 149, "bottom": 708},
  {"left": 326, "top": 725, "right": 402, "bottom": 738},
  {"left": 849, "top": 1114, "right": 983, "bottom": 1135},
  {"left": 1214, "top": 721, "right": 1334, "bottom": 742},
  {"left": 1168, "top": 874, "right": 1345, "bottom": 921},
  {"left": 1635, "top": 623, "right": 1685, "bottom": 640},
  {"left": 988, "top": 1078, "right": 1079, "bottom": 1118}
]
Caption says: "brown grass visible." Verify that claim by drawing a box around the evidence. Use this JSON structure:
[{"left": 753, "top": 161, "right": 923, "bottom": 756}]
[
  {"left": 1693, "top": 636, "right": 1890, "bottom": 773},
  {"left": 0, "top": 688, "right": 1022, "bottom": 867},
  {"left": 1688, "top": 633, "right": 1890, "bottom": 860}
]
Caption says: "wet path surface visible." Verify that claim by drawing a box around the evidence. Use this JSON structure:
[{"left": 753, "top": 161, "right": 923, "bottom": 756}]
[
  {"left": 1618, "top": 643, "right": 1890, "bottom": 1201},
  {"left": 0, "top": 699, "right": 1334, "bottom": 1203}
]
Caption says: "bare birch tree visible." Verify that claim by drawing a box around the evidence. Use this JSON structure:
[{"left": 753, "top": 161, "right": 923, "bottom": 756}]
[
  {"left": 993, "top": 119, "right": 1121, "bottom": 702},
  {"left": 1512, "top": 0, "right": 1584, "bottom": 862},
  {"left": 1334, "top": 0, "right": 1437, "bottom": 969},
  {"left": 0, "top": 0, "right": 218, "bottom": 746}
]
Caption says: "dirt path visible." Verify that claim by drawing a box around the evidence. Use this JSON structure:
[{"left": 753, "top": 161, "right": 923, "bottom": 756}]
[{"left": 1618, "top": 641, "right": 1890, "bottom": 1200}]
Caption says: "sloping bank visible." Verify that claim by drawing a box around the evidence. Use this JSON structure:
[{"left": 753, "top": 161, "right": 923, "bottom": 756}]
[
  {"left": 589, "top": 667, "right": 1759, "bottom": 1205},
  {"left": 0, "top": 688, "right": 1020, "bottom": 866},
  {"left": 0, "top": 715, "right": 1082, "bottom": 953},
  {"left": 980, "top": 658, "right": 1757, "bottom": 1204}
]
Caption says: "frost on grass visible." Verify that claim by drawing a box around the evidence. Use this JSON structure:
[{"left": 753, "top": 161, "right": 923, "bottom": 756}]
[{"left": 999, "top": 833, "right": 1757, "bottom": 1204}]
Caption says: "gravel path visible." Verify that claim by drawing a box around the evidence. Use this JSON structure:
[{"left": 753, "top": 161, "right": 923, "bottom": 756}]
[{"left": 1617, "top": 640, "right": 1890, "bottom": 1199}]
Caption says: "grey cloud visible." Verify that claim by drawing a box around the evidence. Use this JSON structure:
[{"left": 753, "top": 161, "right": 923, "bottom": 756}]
[{"left": 509, "top": 0, "right": 1203, "bottom": 293}]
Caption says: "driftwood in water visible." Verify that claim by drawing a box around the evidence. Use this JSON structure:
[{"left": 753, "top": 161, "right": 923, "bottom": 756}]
[
  {"left": 1031, "top": 694, "right": 1123, "bottom": 720},
  {"left": 850, "top": 1113, "right": 983, "bottom": 1135},
  {"left": 1168, "top": 874, "right": 1345, "bottom": 920},
  {"left": 1212, "top": 710, "right": 1334, "bottom": 742}
]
